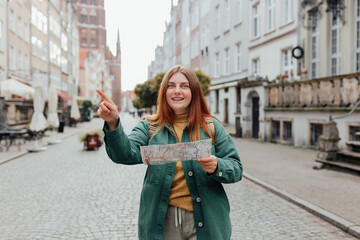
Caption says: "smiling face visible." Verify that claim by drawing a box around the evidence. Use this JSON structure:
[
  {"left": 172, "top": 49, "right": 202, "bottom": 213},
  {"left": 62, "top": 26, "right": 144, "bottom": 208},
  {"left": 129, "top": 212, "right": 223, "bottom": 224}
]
[{"left": 166, "top": 72, "right": 192, "bottom": 115}]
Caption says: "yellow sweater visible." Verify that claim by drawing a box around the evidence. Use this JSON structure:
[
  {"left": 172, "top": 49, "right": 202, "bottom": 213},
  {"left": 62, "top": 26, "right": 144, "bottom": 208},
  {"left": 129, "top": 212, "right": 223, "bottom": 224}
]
[{"left": 168, "top": 113, "right": 193, "bottom": 211}]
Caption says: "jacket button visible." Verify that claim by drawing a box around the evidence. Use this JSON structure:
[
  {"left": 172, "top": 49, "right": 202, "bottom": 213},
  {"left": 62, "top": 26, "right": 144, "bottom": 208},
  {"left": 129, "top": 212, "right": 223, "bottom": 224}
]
[
  {"left": 198, "top": 222, "right": 203, "bottom": 227},
  {"left": 188, "top": 171, "right": 193, "bottom": 177},
  {"left": 196, "top": 197, "right": 201, "bottom": 203},
  {"left": 218, "top": 171, "right": 223, "bottom": 177}
]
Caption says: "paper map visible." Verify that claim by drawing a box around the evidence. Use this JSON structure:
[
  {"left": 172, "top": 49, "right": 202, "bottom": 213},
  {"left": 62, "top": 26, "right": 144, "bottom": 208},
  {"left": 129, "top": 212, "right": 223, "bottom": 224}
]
[{"left": 140, "top": 139, "right": 212, "bottom": 165}]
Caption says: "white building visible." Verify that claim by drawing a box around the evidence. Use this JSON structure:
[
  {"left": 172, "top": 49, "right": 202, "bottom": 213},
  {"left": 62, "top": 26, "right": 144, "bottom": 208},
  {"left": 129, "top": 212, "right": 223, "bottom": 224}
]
[{"left": 209, "top": 0, "right": 249, "bottom": 126}]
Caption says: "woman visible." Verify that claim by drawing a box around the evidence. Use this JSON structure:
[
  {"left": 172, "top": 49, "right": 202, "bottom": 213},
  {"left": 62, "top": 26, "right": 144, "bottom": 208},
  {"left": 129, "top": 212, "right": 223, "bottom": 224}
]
[{"left": 97, "top": 65, "right": 242, "bottom": 240}]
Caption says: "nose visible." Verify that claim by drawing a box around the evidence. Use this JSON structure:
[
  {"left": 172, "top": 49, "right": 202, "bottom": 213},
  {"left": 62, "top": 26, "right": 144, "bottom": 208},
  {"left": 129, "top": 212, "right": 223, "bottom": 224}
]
[{"left": 174, "top": 85, "right": 181, "bottom": 93}]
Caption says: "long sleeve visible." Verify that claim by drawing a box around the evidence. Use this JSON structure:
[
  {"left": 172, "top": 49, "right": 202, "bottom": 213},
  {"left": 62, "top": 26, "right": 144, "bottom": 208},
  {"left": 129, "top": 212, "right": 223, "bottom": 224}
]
[
  {"left": 208, "top": 119, "right": 243, "bottom": 183},
  {"left": 103, "top": 118, "right": 149, "bottom": 165}
]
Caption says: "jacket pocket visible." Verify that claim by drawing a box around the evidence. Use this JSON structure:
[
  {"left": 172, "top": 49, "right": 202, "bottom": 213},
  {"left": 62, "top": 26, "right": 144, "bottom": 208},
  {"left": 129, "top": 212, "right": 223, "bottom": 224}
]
[{"left": 145, "top": 165, "right": 163, "bottom": 185}]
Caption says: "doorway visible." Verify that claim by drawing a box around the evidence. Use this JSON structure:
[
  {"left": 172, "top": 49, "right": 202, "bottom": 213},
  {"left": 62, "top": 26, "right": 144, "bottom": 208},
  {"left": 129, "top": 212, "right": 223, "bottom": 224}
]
[
  {"left": 224, "top": 99, "right": 229, "bottom": 124},
  {"left": 252, "top": 97, "right": 259, "bottom": 138}
]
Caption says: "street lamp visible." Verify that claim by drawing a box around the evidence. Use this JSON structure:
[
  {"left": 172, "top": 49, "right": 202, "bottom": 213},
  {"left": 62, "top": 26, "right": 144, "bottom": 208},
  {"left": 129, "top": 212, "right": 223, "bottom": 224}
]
[{"left": 325, "top": 0, "right": 345, "bottom": 21}]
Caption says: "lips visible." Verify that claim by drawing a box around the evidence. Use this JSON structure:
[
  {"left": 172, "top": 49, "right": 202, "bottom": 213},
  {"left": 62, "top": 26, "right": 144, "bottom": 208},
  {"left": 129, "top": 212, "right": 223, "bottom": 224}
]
[{"left": 172, "top": 98, "right": 184, "bottom": 101}]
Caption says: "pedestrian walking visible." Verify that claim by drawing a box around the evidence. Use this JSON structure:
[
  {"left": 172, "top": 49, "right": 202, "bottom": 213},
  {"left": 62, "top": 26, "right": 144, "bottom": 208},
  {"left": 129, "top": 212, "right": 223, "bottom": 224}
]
[{"left": 96, "top": 65, "right": 243, "bottom": 240}]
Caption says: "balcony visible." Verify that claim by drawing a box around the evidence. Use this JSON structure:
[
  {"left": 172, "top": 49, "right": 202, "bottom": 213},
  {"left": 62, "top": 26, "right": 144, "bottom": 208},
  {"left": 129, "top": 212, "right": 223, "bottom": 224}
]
[{"left": 265, "top": 73, "right": 360, "bottom": 111}]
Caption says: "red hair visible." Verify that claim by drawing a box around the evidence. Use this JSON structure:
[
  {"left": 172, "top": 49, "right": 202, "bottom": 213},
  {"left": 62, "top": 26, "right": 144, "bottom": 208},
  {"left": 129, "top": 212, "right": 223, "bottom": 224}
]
[{"left": 146, "top": 65, "right": 215, "bottom": 142}]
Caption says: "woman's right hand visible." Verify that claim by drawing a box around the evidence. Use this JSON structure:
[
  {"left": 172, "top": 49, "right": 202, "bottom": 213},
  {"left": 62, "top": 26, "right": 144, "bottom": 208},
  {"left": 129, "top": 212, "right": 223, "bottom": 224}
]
[{"left": 96, "top": 89, "right": 119, "bottom": 130}]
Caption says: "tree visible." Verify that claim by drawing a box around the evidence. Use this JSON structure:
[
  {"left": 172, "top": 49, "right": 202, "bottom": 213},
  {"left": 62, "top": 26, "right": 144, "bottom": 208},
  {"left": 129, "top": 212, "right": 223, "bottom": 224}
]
[{"left": 194, "top": 69, "right": 211, "bottom": 96}]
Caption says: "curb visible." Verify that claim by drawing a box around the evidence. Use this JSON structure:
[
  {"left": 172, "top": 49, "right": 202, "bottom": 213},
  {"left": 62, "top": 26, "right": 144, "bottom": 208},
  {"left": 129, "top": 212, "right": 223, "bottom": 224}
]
[{"left": 243, "top": 172, "right": 360, "bottom": 239}]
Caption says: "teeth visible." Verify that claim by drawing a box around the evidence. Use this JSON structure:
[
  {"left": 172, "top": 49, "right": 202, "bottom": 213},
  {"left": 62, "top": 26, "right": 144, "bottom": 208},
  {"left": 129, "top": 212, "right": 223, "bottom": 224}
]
[{"left": 172, "top": 98, "right": 183, "bottom": 100}]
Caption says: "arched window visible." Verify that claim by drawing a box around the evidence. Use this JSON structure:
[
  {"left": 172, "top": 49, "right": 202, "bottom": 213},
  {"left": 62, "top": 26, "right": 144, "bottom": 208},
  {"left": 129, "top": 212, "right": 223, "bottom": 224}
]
[{"left": 82, "top": 38, "right": 87, "bottom": 46}]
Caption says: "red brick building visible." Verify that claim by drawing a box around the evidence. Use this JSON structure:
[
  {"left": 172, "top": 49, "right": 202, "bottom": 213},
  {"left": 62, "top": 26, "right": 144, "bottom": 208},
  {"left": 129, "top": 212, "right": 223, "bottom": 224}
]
[{"left": 72, "top": 0, "right": 121, "bottom": 110}]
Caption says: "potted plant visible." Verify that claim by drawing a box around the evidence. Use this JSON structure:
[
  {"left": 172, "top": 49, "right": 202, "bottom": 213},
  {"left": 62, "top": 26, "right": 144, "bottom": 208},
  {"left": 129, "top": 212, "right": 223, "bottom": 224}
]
[{"left": 79, "top": 128, "right": 104, "bottom": 150}]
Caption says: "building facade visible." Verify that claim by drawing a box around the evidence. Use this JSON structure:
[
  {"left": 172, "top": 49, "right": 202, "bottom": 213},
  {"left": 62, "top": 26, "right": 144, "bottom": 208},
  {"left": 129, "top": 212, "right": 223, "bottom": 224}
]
[
  {"left": 0, "top": 0, "right": 6, "bottom": 82},
  {"left": 8, "top": 0, "right": 31, "bottom": 85},
  {"left": 148, "top": 0, "right": 360, "bottom": 152},
  {"left": 72, "top": 0, "right": 121, "bottom": 110}
]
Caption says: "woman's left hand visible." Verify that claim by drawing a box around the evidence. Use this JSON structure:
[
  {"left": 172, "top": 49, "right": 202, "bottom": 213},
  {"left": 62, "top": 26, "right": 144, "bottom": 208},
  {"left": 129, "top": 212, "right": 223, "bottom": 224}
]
[{"left": 197, "top": 155, "right": 218, "bottom": 174}]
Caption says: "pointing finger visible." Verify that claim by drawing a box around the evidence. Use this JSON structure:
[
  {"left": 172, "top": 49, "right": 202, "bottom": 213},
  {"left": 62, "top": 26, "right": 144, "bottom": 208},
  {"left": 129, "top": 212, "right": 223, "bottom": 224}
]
[{"left": 96, "top": 89, "right": 113, "bottom": 103}]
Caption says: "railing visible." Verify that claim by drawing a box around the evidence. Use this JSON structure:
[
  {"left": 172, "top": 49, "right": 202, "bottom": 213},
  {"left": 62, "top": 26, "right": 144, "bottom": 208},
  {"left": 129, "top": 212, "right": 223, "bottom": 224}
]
[
  {"left": 265, "top": 73, "right": 360, "bottom": 110},
  {"left": 330, "top": 100, "right": 360, "bottom": 120}
]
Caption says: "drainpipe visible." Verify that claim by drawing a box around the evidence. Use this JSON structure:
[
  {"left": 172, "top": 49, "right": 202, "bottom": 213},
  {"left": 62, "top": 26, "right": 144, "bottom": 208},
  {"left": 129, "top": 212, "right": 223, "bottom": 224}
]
[
  {"left": 297, "top": 1, "right": 302, "bottom": 76},
  {"left": 5, "top": 0, "right": 9, "bottom": 80}
]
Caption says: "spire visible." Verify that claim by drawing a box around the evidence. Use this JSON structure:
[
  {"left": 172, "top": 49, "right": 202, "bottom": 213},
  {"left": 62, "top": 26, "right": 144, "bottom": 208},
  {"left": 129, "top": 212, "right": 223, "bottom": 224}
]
[{"left": 116, "top": 27, "right": 121, "bottom": 60}]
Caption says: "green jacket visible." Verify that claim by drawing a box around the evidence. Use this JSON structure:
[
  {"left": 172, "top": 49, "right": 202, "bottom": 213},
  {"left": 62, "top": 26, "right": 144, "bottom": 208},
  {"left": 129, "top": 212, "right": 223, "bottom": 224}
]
[{"left": 103, "top": 118, "right": 243, "bottom": 240}]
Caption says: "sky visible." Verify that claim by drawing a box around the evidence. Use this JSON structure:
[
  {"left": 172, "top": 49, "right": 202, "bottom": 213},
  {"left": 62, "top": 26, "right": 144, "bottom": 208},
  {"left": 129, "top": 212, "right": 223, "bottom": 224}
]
[{"left": 105, "top": 0, "right": 175, "bottom": 91}]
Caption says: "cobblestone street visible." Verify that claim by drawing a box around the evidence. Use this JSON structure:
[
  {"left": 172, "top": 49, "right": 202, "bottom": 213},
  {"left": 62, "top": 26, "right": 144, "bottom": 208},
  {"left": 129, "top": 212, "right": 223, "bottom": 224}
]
[{"left": 0, "top": 114, "right": 356, "bottom": 239}]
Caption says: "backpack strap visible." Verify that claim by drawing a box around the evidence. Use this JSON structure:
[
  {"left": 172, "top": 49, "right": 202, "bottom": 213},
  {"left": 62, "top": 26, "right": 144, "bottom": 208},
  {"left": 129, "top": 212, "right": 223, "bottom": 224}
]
[
  {"left": 148, "top": 124, "right": 157, "bottom": 140},
  {"left": 204, "top": 117, "right": 215, "bottom": 139}
]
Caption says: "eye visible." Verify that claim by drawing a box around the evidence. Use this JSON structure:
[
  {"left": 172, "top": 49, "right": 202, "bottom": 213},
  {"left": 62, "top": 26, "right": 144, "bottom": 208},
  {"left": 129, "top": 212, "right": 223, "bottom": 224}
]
[
  {"left": 167, "top": 84, "right": 175, "bottom": 88},
  {"left": 181, "top": 85, "right": 190, "bottom": 89}
]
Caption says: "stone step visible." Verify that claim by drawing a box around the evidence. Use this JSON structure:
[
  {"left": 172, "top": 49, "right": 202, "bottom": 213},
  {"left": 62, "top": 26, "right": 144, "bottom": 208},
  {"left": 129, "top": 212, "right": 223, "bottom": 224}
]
[
  {"left": 315, "top": 159, "right": 360, "bottom": 175},
  {"left": 337, "top": 150, "right": 360, "bottom": 164},
  {"left": 344, "top": 142, "right": 360, "bottom": 153},
  {"left": 346, "top": 141, "right": 360, "bottom": 146}
]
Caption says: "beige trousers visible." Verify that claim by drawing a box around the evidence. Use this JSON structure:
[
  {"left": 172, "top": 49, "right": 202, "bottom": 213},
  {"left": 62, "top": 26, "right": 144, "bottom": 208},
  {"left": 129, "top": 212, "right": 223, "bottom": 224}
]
[{"left": 163, "top": 205, "right": 197, "bottom": 240}]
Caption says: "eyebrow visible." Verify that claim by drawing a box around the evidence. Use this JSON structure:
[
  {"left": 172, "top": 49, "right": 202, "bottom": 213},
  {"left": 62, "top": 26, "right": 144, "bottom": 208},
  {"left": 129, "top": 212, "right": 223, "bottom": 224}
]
[{"left": 168, "top": 81, "right": 189, "bottom": 84}]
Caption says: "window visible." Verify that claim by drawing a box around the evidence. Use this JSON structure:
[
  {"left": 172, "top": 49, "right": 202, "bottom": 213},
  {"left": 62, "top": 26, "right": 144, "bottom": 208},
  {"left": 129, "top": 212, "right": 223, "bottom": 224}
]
[
  {"left": 24, "top": 22, "right": 29, "bottom": 42},
  {"left": 24, "top": 54, "right": 29, "bottom": 72},
  {"left": 267, "top": 0, "right": 275, "bottom": 32},
  {"left": 10, "top": 10, "right": 15, "bottom": 32},
  {"left": 224, "top": 48, "right": 230, "bottom": 74},
  {"left": 330, "top": 10, "right": 341, "bottom": 76},
  {"left": 31, "top": 6, "right": 47, "bottom": 34},
  {"left": 215, "top": 52, "right": 220, "bottom": 77},
  {"left": 355, "top": 0, "right": 360, "bottom": 72},
  {"left": 81, "top": 14, "right": 87, "bottom": 24},
  {"left": 310, "top": 123, "right": 323, "bottom": 146},
  {"left": 282, "top": 49, "right": 293, "bottom": 76},
  {"left": 283, "top": 121, "right": 292, "bottom": 141},
  {"left": 82, "top": 38, "right": 87, "bottom": 46},
  {"left": 236, "top": 0, "right": 242, "bottom": 24},
  {"left": 18, "top": 50, "right": 22, "bottom": 70},
  {"left": 252, "top": 58, "right": 260, "bottom": 75},
  {"left": 272, "top": 121, "right": 280, "bottom": 140},
  {"left": 282, "top": 0, "right": 293, "bottom": 24},
  {"left": 81, "top": 0, "right": 87, "bottom": 4},
  {"left": 90, "top": 15, "right": 97, "bottom": 25},
  {"left": 90, "top": 0, "right": 96, "bottom": 5},
  {"left": 349, "top": 126, "right": 360, "bottom": 141},
  {"left": 61, "top": 34, "right": 68, "bottom": 51},
  {"left": 91, "top": 39, "right": 96, "bottom": 47},
  {"left": 310, "top": 9, "right": 319, "bottom": 78},
  {"left": 191, "top": 4, "right": 199, "bottom": 30},
  {"left": 201, "top": 26, "right": 205, "bottom": 55},
  {"left": 235, "top": 43, "right": 241, "bottom": 72},
  {"left": 49, "top": 14, "right": 60, "bottom": 37},
  {"left": 10, "top": 46, "right": 16, "bottom": 70},
  {"left": 215, "top": 5, "right": 220, "bottom": 36},
  {"left": 50, "top": 41, "right": 61, "bottom": 66},
  {"left": 252, "top": 4, "right": 260, "bottom": 38},
  {"left": 224, "top": 0, "right": 230, "bottom": 31},
  {"left": 17, "top": 17, "right": 22, "bottom": 37},
  {"left": 190, "top": 32, "right": 199, "bottom": 59}
]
